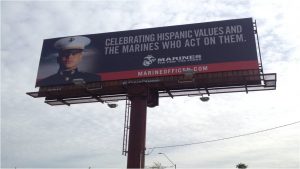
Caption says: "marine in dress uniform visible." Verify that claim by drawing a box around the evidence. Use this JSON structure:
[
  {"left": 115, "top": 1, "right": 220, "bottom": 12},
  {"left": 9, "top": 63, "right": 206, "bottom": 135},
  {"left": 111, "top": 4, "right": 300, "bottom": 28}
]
[{"left": 37, "top": 36, "right": 100, "bottom": 87}]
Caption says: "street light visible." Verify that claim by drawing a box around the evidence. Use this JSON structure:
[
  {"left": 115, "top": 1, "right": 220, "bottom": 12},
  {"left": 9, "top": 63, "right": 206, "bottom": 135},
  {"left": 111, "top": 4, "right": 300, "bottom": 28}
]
[
  {"left": 200, "top": 95, "right": 209, "bottom": 102},
  {"left": 72, "top": 79, "right": 117, "bottom": 108},
  {"left": 158, "top": 152, "right": 176, "bottom": 169},
  {"left": 107, "top": 103, "right": 118, "bottom": 108}
]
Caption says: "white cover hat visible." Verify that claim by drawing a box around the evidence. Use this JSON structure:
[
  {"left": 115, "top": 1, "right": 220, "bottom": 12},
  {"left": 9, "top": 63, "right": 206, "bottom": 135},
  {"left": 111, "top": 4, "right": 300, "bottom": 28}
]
[{"left": 54, "top": 36, "right": 91, "bottom": 50}]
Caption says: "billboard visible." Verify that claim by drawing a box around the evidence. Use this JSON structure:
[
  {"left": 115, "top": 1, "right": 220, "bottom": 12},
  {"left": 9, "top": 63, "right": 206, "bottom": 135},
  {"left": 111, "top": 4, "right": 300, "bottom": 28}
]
[{"left": 36, "top": 18, "right": 259, "bottom": 87}]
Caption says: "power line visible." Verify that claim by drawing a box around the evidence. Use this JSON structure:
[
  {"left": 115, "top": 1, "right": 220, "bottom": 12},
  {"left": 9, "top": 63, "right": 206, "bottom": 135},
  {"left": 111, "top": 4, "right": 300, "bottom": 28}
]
[{"left": 146, "top": 120, "right": 300, "bottom": 154}]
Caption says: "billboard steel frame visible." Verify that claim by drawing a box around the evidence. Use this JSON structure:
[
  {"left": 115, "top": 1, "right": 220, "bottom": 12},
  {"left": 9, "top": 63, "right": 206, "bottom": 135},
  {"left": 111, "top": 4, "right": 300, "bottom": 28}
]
[
  {"left": 27, "top": 72, "right": 276, "bottom": 106},
  {"left": 27, "top": 19, "right": 277, "bottom": 169}
]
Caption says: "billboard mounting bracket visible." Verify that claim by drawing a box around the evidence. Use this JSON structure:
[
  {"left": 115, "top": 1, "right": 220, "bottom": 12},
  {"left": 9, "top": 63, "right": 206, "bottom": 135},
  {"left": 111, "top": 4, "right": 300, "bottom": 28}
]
[
  {"left": 245, "top": 84, "right": 249, "bottom": 94},
  {"left": 205, "top": 87, "right": 210, "bottom": 96},
  {"left": 166, "top": 89, "right": 174, "bottom": 98},
  {"left": 83, "top": 86, "right": 104, "bottom": 103},
  {"left": 56, "top": 98, "right": 70, "bottom": 106}
]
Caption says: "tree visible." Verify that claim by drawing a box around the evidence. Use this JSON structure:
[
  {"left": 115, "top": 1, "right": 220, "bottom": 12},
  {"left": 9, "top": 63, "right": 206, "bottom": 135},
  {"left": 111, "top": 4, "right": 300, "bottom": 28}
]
[{"left": 236, "top": 163, "right": 248, "bottom": 169}]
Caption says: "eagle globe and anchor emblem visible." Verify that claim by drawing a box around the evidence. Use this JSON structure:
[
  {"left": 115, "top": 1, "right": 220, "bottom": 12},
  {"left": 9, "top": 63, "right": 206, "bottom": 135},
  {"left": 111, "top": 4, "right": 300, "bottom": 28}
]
[{"left": 142, "top": 55, "right": 156, "bottom": 67}]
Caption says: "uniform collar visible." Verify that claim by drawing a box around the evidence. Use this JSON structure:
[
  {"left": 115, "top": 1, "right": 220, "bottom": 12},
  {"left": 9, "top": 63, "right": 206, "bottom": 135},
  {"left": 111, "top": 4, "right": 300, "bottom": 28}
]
[{"left": 58, "top": 68, "right": 78, "bottom": 76}]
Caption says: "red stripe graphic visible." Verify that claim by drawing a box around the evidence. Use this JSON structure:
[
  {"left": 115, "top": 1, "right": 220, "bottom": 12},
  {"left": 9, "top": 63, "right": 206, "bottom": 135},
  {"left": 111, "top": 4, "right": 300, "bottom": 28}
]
[{"left": 99, "top": 60, "right": 259, "bottom": 81}]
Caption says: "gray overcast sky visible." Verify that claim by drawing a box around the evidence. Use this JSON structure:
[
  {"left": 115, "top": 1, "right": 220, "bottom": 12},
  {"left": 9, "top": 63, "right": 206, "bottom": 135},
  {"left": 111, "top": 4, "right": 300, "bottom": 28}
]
[{"left": 1, "top": 0, "right": 300, "bottom": 169}]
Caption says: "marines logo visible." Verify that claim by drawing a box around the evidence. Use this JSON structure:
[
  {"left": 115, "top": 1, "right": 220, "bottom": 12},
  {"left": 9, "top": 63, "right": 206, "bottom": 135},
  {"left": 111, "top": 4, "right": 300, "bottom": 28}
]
[
  {"left": 143, "top": 55, "right": 156, "bottom": 67},
  {"left": 69, "top": 37, "right": 75, "bottom": 42}
]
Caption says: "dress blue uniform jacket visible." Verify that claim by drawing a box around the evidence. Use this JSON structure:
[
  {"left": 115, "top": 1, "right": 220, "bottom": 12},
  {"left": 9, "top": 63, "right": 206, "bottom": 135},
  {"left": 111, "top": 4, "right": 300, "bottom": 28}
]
[{"left": 37, "top": 68, "right": 100, "bottom": 87}]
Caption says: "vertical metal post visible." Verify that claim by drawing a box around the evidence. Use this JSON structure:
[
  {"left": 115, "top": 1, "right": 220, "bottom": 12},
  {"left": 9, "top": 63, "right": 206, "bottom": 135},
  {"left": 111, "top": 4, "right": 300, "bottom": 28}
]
[{"left": 127, "top": 86, "right": 148, "bottom": 169}]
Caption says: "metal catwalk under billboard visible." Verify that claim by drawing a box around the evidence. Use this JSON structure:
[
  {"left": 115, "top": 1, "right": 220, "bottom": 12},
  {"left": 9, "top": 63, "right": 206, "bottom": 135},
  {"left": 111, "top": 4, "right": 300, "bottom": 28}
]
[{"left": 36, "top": 18, "right": 259, "bottom": 87}]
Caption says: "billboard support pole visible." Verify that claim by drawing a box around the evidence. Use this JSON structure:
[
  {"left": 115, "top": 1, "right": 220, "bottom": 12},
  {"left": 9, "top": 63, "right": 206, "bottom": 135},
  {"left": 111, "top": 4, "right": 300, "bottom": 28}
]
[{"left": 127, "top": 85, "right": 148, "bottom": 169}]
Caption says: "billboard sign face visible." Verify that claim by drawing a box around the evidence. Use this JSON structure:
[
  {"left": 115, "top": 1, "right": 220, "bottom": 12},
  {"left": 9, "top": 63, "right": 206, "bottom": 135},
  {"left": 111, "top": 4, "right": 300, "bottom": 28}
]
[{"left": 36, "top": 18, "right": 259, "bottom": 87}]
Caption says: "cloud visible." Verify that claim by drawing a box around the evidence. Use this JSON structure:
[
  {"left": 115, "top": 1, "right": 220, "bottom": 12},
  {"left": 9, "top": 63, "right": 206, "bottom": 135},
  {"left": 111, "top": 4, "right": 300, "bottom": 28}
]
[{"left": 1, "top": 0, "right": 300, "bottom": 168}]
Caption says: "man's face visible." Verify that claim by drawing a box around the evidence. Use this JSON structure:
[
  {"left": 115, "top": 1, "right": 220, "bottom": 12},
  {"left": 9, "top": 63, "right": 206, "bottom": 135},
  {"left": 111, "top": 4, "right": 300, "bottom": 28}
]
[{"left": 58, "top": 49, "right": 83, "bottom": 70}]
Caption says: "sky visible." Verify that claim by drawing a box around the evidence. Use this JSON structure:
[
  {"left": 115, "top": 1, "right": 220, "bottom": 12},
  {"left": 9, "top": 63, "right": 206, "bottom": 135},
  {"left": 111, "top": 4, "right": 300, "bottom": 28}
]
[{"left": 1, "top": 0, "right": 300, "bottom": 169}]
